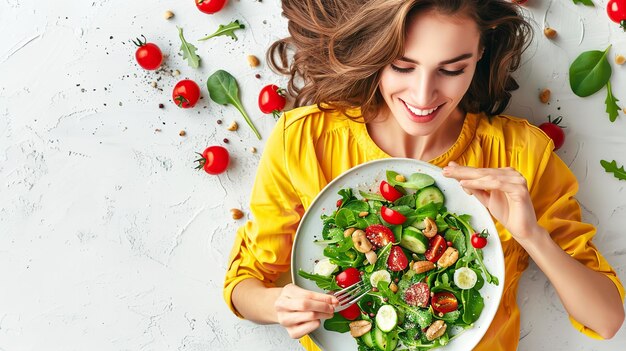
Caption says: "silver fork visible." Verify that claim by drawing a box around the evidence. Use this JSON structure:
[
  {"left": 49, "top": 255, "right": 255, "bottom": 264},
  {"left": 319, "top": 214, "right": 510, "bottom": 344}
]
[{"left": 331, "top": 280, "right": 371, "bottom": 311}]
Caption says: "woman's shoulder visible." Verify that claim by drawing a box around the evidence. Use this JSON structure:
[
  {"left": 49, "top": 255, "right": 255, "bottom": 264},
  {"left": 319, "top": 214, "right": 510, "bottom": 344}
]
[
  {"left": 474, "top": 113, "right": 553, "bottom": 150},
  {"left": 280, "top": 104, "right": 361, "bottom": 135}
]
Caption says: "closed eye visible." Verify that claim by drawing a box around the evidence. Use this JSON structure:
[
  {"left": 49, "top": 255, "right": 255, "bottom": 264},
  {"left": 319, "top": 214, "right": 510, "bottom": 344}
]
[
  {"left": 440, "top": 69, "right": 465, "bottom": 76},
  {"left": 390, "top": 64, "right": 414, "bottom": 73}
]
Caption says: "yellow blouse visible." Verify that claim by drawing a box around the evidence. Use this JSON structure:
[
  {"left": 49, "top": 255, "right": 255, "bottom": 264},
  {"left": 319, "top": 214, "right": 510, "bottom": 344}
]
[{"left": 224, "top": 105, "right": 624, "bottom": 351}]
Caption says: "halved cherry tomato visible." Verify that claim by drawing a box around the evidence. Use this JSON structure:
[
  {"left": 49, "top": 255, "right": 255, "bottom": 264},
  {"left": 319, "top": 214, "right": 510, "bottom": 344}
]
[
  {"left": 424, "top": 235, "right": 446, "bottom": 262},
  {"left": 380, "top": 206, "right": 406, "bottom": 225},
  {"left": 387, "top": 246, "right": 408, "bottom": 271},
  {"left": 338, "top": 302, "right": 361, "bottom": 320},
  {"left": 172, "top": 79, "right": 201, "bottom": 108},
  {"left": 132, "top": 36, "right": 163, "bottom": 70},
  {"left": 431, "top": 292, "right": 458, "bottom": 314},
  {"left": 365, "top": 224, "right": 396, "bottom": 248},
  {"left": 195, "top": 146, "right": 229, "bottom": 175},
  {"left": 196, "top": 0, "right": 227, "bottom": 14},
  {"left": 335, "top": 267, "right": 361, "bottom": 288},
  {"left": 379, "top": 180, "right": 403, "bottom": 202}
]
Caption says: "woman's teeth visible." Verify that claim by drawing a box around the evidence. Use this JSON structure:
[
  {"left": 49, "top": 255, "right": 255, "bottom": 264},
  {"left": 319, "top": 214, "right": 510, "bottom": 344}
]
[{"left": 405, "top": 102, "right": 439, "bottom": 116}]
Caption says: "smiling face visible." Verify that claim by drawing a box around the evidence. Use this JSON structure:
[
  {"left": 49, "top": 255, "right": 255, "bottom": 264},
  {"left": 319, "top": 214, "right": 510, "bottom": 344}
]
[{"left": 378, "top": 9, "right": 483, "bottom": 137}]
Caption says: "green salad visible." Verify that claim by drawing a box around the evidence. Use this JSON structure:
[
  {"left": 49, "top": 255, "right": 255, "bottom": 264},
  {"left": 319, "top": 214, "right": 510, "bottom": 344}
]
[{"left": 298, "top": 170, "right": 499, "bottom": 351}]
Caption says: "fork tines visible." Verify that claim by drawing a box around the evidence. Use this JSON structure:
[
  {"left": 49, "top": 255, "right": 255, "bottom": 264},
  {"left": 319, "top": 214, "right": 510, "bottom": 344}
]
[{"left": 332, "top": 280, "right": 370, "bottom": 311}]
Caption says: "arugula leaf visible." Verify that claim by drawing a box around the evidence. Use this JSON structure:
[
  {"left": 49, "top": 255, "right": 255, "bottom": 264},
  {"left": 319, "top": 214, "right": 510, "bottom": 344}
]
[
  {"left": 600, "top": 160, "right": 626, "bottom": 181},
  {"left": 177, "top": 26, "right": 200, "bottom": 68},
  {"left": 569, "top": 45, "right": 612, "bottom": 97},
  {"left": 206, "top": 70, "right": 262, "bottom": 139},
  {"left": 298, "top": 269, "right": 340, "bottom": 290},
  {"left": 605, "top": 81, "right": 621, "bottom": 122},
  {"left": 199, "top": 20, "right": 245, "bottom": 41},
  {"left": 572, "top": 0, "right": 594, "bottom": 6}
]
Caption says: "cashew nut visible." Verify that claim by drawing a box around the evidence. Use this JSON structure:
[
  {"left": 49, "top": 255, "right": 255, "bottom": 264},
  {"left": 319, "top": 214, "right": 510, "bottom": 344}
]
[
  {"left": 344, "top": 227, "right": 356, "bottom": 238},
  {"left": 352, "top": 229, "right": 373, "bottom": 253},
  {"left": 389, "top": 282, "right": 398, "bottom": 293},
  {"left": 422, "top": 217, "right": 438, "bottom": 238},
  {"left": 412, "top": 260, "right": 436, "bottom": 274},
  {"left": 365, "top": 250, "right": 378, "bottom": 265},
  {"left": 349, "top": 320, "right": 372, "bottom": 338},
  {"left": 437, "top": 247, "right": 459, "bottom": 268},
  {"left": 425, "top": 320, "right": 447, "bottom": 341}
]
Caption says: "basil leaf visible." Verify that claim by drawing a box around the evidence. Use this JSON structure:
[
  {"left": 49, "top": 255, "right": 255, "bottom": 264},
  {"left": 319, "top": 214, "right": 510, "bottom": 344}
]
[
  {"left": 207, "top": 70, "right": 262, "bottom": 139},
  {"left": 569, "top": 46, "right": 612, "bottom": 97},
  {"left": 177, "top": 26, "right": 200, "bottom": 68}
]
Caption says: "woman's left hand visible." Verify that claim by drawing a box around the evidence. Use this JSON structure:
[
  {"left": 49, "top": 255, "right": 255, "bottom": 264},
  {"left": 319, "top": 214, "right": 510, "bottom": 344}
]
[{"left": 442, "top": 161, "right": 541, "bottom": 242}]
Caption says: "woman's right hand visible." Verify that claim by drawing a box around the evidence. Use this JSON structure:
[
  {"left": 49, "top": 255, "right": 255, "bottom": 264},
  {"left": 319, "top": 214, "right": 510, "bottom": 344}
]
[{"left": 274, "top": 283, "right": 339, "bottom": 339}]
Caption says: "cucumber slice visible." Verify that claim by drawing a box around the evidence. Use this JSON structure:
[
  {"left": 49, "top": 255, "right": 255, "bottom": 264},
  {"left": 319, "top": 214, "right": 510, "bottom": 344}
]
[
  {"left": 400, "top": 226, "right": 429, "bottom": 254},
  {"left": 416, "top": 186, "right": 445, "bottom": 207},
  {"left": 361, "top": 331, "right": 374, "bottom": 347},
  {"left": 373, "top": 327, "right": 398, "bottom": 350},
  {"left": 313, "top": 258, "right": 338, "bottom": 277},
  {"left": 370, "top": 270, "right": 392, "bottom": 288},
  {"left": 375, "top": 305, "right": 398, "bottom": 332},
  {"left": 454, "top": 266, "right": 478, "bottom": 289}
]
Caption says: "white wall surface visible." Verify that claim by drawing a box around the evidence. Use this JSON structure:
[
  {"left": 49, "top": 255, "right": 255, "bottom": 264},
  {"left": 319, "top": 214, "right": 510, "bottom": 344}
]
[{"left": 0, "top": 0, "right": 624, "bottom": 350}]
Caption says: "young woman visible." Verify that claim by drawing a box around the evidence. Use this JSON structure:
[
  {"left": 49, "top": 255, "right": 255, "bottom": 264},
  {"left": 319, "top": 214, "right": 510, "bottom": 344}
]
[{"left": 224, "top": 0, "right": 625, "bottom": 350}]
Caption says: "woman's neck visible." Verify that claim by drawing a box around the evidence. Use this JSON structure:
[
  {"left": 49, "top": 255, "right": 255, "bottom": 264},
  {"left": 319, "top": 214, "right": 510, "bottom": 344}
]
[{"left": 366, "top": 107, "right": 466, "bottom": 161}]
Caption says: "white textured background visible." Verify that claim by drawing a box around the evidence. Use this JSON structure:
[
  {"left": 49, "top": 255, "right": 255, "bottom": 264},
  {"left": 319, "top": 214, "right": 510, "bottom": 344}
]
[{"left": 0, "top": 0, "right": 624, "bottom": 350}]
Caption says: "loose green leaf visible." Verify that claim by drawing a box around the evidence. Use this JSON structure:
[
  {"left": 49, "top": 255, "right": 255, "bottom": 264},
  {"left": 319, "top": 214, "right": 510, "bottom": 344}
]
[
  {"left": 605, "top": 81, "right": 621, "bottom": 122},
  {"left": 199, "top": 20, "right": 245, "bottom": 41},
  {"left": 297, "top": 269, "right": 341, "bottom": 290},
  {"left": 323, "top": 313, "right": 351, "bottom": 333},
  {"left": 600, "top": 160, "right": 626, "bottom": 181},
  {"left": 177, "top": 26, "right": 201, "bottom": 68},
  {"left": 569, "top": 45, "right": 612, "bottom": 97},
  {"left": 572, "top": 0, "right": 594, "bottom": 6},
  {"left": 207, "top": 70, "right": 262, "bottom": 139}
]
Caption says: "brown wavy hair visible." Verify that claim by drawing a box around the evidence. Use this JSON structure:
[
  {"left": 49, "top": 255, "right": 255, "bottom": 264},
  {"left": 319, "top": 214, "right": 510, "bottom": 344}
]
[{"left": 267, "top": 0, "right": 533, "bottom": 120}]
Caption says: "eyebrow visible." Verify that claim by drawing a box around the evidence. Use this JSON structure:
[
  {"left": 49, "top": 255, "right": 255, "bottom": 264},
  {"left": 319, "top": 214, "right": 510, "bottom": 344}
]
[{"left": 399, "top": 53, "right": 474, "bottom": 65}]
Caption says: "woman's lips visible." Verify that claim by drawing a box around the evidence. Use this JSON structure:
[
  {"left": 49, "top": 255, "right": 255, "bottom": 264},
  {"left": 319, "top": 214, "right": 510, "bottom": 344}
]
[{"left": 402, "top": 99, "right": 444, "bottom": 123}]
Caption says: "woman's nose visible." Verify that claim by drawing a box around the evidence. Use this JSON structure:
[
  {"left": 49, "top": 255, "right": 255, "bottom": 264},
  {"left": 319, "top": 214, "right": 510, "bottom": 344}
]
[{"left": 410, "top": 71, "right": 438, "bottom": 108}]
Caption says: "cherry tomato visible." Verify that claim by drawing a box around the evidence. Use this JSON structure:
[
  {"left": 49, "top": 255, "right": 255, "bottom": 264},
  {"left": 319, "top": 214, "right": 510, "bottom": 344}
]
[
  {"left": 380, "top": 206, "right": 406, "bottom": 225},
  {"left": 471, "top": 230, "right": 489, "bottom": 249},
  {"left": 335, "top": 267, "right": 361, "bottom": 288},
  {"left": 365, "top": 224, "right": 396, "bottom": 248},
  {"left": 172, "top": 79, "right": 201, "bottom": 108},
  {"left": 539, "top": 115, "right": 565, "bottom": 150},
  {"left": 607, "top": 0, "right": 626, "bottom": 30},
  {"left": 338, "top": 302, "right": 361, "bottom": 320},
  {"left": 431, "top": 292, "right": 458, "bottom": 314},
  {"left": 258, "top": 84, "right": 287, "bottom": 118},
  {"left": 336, "top": 199, "right": 343, "bottom": 208},
  {"left": 424, "top": 235, "right": 447, "bottom": 262},
  {"left": 196, "top": 0, "right": 227, "bottom": 14},
  {"left": 379, "top": 180, "right": 403, "bottom": 202},
  {"left": 387, "top": 246, "right": 408, "bottom": 271},
  {"left": 195, "top": 146, "right": 229, "bottom": 175},
  {"left": 132, "top": 36, "right": 163, "bottom": 70}
]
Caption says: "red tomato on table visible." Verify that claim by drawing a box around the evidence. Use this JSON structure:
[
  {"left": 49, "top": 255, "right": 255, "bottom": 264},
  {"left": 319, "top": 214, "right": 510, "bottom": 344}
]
[
  {"left": 258, "top": 84, "right": 287, "bottom": 118},
  {"left": 607, "top": 0, "right": 626, "bottom": 30},
  {"left": 132, "top": 36, "right": 163, "bottom": 70},
  {"left": 196, "top": 0, "right": 228, "bottom": 14},
  {"left": 195, "top": 146, "right": 229, "bottom": 175},
  {"left": 172, "top": 80, "right": 201, "bottom": 108}
]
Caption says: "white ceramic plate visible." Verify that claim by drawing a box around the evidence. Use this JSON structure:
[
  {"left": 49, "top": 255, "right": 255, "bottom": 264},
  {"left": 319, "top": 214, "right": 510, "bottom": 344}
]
[{"left": 291, "top": 158, "right": 504, "bottom": 351}]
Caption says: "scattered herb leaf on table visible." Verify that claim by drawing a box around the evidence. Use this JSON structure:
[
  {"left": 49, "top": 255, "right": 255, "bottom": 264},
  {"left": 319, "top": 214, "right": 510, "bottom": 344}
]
[
  {"left": 569, "top": 45, "right": 612, "bottom": 97},
  {"left": 601, "top": 160, "right": 626, "bottom": 181},
  {"left": 178, "top": 26, "right": 201, "bottom": 68},
  {"left": 199, "top": 20, "right": 245, "bottom": 41},
  {"left": 207, "top": 70, "right": 262, "bottom": 140},
  {"left": 572, "top": 0, "right": 594, "bottom": 6},
  {"left": 605, "top": 81, "right": 621, "bottom": 122}
]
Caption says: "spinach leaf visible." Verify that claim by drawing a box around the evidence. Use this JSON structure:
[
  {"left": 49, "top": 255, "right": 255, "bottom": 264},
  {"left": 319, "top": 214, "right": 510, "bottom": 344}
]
[
  {"left": 207, "top": 70, "right": 262, "bottom": 139},
  {"left": 298, "top": 269, "right": 340, "bottom": 290},
  {"left": 177, "top": 26, "right": 201, "bottom": 68},
  {"left": 198, "top": 20, "right": 245, "bottom": 41},
  {"left": 323, "top": 313, "right": 351, "bottom": 333},
  {"left": 569, "top": 46, "right": 612, "bottom": 97},
  {"left": 338, "top": 188, "right": 355, "bottom": 207},
  {"left": 335, "top": 208, "right": 356, "bottom": 228},
  {"left": 461, "top": 288, "right": 484, "bottom": 324},
  {"left": 359, "top": 190, "right": 386, "bottom": 202},
  {"left": 438, "top": 310, "right": 461, "bottom": 323},
  {"left": 344, "top": 200, "right": 370, "bottom": 213},
  {"left": 394, "top": 194, "right": 416, "bottom": 208}
]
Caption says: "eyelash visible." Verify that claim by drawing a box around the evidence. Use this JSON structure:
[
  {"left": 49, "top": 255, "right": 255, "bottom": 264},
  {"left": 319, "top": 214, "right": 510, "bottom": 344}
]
[{"left": 390, "top": 64, "right": 465, "bottom": 76}]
